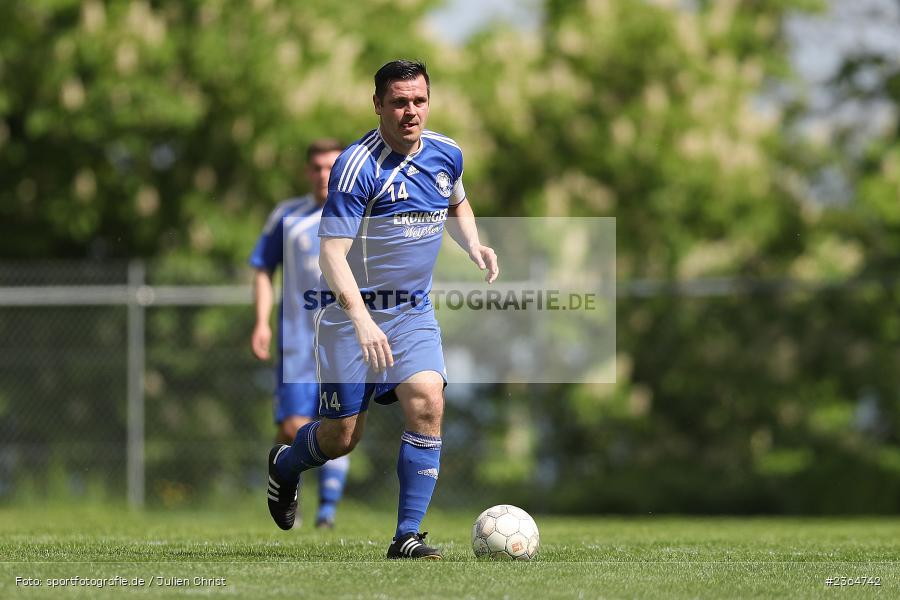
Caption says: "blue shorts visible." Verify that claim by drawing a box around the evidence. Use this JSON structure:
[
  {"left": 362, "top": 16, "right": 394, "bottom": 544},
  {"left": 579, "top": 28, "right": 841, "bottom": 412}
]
[
  {"left": 274, "top": 356, "right": 319, "bottom": 423},
  {"left": 315, "top": 307, "right": 447, "bottom": 418}
]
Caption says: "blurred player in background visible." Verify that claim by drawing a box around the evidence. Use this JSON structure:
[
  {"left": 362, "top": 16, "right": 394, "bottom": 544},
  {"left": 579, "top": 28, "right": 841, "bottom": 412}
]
[
  {"left": 250, "top": 139, "right": 349, "bottom": 529},
  {"left": 266, "top": 60, "right": 499, "bottom": 558}
]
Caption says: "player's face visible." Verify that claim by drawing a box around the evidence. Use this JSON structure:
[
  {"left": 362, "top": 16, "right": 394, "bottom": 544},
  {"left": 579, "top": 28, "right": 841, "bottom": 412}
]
[
  {"left": 374, "top": 75, "right": 429, "bottom": 154},
  {"left": 305, "top": 150, "right": 341, "bottom": 204}
]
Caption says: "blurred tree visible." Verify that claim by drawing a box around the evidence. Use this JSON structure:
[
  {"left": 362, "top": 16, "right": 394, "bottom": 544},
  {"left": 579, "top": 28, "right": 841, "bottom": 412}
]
[
  {"left": 454, "top": 0, "right": 900, "bottom": 513},
  {"left": 0, "top": 0, "right": 443, "bottom": 263},
  {"left": 0, "top": 0, "right": 452, "bottom": 505}
]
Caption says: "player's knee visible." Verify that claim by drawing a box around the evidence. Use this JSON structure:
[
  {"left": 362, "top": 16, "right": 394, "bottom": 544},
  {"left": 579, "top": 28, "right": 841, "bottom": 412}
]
[
  {"left": 412, "top": 395, "right": 444, "bottom": 429},
  {"left": 278, "top": 416, "right": 311, "bottom": 444},
  {"left": 422, "top": 401, "right": 443, "bottom": 426},
  {"left": 278, "top": 422, "right": 297, "bottom": 444}
]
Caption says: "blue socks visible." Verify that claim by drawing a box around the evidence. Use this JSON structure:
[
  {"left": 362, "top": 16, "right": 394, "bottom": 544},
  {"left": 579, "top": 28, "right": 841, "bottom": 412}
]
[
  {"left": 395, "top": 431, "right": 442, "bottom": 539},
  {"left": 276, "top": 422, "right": 441, "bottom": 534},
  {"left": 275, "top": 420, "right": 330, "bottom": 482},
  {"left": 317, "top": 454, "right": 350, "bottom": 522}
]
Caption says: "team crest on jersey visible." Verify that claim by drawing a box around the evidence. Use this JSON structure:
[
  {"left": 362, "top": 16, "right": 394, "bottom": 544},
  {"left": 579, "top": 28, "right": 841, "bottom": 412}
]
[{"left": 435, "top": 171, "right": 452, "bottom": 198}]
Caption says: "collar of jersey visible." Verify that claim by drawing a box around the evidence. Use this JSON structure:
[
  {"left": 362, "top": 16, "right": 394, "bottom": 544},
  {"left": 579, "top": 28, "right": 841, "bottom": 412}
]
[{"left": 377, "top": 127, "right": 426, "bottom": 159}]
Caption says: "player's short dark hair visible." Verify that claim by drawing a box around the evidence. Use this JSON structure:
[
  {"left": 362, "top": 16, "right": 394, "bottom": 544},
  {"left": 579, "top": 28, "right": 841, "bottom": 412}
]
[
  {"left": 374, "top": 60, "right": 430, "bottom": 101},
  {"left": 306, "top": 138, "right": 343, "bottom": 162}
]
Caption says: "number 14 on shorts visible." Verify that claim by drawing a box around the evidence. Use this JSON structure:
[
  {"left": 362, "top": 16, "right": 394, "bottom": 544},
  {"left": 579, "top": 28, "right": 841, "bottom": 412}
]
[{"left": 320, "top": 391, "right": 341, "bottom": 412}]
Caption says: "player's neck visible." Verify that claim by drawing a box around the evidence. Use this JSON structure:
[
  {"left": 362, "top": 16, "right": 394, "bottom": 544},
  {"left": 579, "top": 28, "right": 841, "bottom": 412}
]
[{"left": 379, "top": 126, "right": 420, "bottom": 156}]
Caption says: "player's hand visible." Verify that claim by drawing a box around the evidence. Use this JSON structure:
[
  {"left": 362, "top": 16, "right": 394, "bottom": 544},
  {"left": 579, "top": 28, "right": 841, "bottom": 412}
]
[
  {"left": 469, "top": 244, "right": 499, "bottom": 283},
  {"left": 352, "top": 315, "right": 394, "bottom": 373},
  {"left": 251, "top": 322, "right": 272, "bottom": 361}
]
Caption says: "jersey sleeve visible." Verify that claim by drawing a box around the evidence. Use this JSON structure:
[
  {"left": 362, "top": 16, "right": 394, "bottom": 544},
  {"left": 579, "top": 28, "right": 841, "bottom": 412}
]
[
  {"left": 249, "top": 206, "right": 285, "bottom": 271},
  {"left": 318, "top": 144, "right": 377, "bottom": 238},
  {"left": 319, "top": 191, "right": 370, "bottom": 237},
  {"left": 449, "top": 146, "right": 467, "bottom": 207}
]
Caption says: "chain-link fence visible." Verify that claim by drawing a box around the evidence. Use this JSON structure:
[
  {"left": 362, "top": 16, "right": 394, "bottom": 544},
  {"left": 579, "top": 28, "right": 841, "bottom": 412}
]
[
  {"left": 5, "top": 260, "right": 900, "bottom": 515},
  {"left": 0, "top": 261, "right": 503, "bottom": 510}
]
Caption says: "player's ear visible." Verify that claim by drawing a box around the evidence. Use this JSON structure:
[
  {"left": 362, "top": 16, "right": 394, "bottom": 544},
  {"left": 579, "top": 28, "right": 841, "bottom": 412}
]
[{"left": 373, "top": 94, "right": 382, "bottom": 115}]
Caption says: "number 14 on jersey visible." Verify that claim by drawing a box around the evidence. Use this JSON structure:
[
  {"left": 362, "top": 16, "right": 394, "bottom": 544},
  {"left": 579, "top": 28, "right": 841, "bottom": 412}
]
[{"left": 389, "top": 181, "right": 409, "bottom": 202}]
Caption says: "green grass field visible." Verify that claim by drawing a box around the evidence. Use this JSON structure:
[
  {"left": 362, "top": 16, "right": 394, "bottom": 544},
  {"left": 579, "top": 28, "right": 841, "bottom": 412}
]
[{"left": 1, "top": 500, "right": 898, "bottom": 598}]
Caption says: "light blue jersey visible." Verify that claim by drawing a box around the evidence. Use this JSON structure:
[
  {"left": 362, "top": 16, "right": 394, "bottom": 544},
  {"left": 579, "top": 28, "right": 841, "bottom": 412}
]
[
  {"left": 250, "top": 195, "right": 322, "bottom": 412},
  {"left": 317, "top": 128, "right": 466, "bottom": 316}
]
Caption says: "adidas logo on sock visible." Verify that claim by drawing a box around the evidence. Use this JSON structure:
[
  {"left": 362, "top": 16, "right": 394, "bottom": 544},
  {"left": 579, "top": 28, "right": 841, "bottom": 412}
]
[
  {"left": 417, "top": 468, "right": 439, "bottom": 480},
  {"left": 407, "top": 165, "right": 419, "bottom": 176}
]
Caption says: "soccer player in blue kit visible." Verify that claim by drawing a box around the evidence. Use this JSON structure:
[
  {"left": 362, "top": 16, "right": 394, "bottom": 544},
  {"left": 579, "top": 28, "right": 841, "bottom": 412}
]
[
  {"left": 251, "top": 139, "right": 351, "bottom": 529},
  {"left": 266, "top": 60, "right": 499, "bottom": 558}
]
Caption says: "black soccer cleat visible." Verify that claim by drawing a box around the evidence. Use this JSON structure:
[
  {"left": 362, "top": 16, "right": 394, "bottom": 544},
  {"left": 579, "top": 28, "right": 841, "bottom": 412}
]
[
  {"left": 267, "top": 444, "right": 300, "bottom": 531},
  {"left": 386, "top": 532, "right": 443, "bottom": 560}
]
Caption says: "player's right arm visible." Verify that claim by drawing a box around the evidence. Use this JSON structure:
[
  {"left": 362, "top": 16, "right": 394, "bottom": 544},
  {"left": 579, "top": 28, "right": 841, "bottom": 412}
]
[
  {"left": 251, "top": 269, "right": 274, "bottom": 360},
  {"left": 318, "top": 134, "right": 394, "bottom": 372},
  {"left": 249, "top": 201, "right": 287, "bottom": 361},
  {"left": 319, "top": 237, "right": 394, "bottom": 372}
]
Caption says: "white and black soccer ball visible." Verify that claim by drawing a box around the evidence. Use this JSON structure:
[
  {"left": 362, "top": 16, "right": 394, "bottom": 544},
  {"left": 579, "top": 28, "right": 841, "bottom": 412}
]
[{"left": 471, "top": 504, "right": 540, "bottom": 560}]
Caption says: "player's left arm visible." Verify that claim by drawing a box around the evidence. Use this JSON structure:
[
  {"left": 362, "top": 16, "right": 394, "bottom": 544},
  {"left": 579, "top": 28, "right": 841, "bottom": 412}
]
[{"left": 447, "top": 199, "right": 499, "bottom": 284}]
